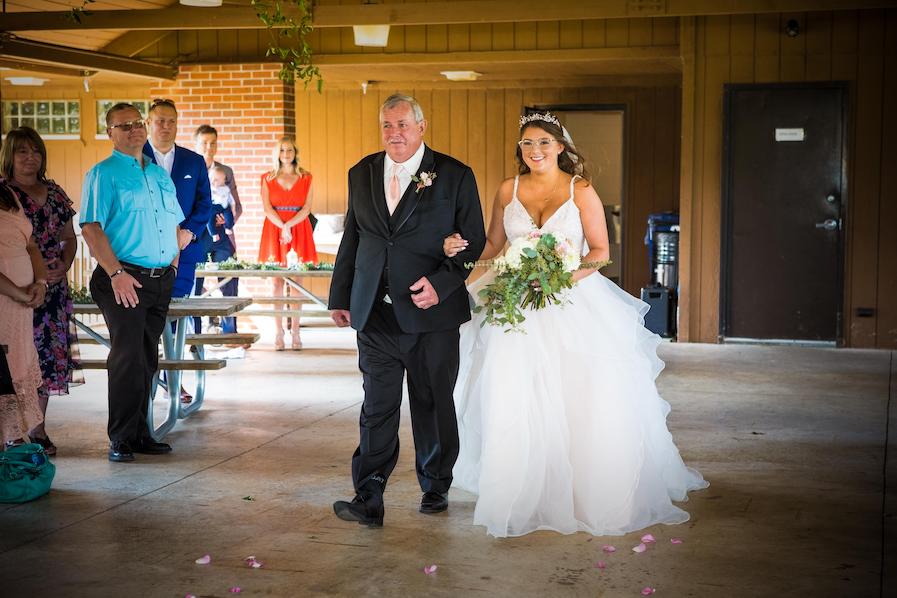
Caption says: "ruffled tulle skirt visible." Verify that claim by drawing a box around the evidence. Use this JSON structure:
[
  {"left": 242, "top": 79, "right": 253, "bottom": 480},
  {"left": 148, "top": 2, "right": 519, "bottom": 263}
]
[{"left": 452, "top": 272, "right": 708, "bottom": 538}]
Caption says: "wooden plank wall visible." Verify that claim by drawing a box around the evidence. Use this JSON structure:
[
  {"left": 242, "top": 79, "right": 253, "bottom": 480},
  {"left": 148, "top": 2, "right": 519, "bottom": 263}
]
[
  {"left": 294, "top": 83, "right": 681, "bottom": 298},
  {"left": 679, "top": 9, "right": 897, "bottom": 348}
]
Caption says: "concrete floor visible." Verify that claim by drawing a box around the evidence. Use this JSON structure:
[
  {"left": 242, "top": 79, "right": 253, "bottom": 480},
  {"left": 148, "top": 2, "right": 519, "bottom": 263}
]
[{"left": 0, "top": 325, "right": 893, "bottom": 597}]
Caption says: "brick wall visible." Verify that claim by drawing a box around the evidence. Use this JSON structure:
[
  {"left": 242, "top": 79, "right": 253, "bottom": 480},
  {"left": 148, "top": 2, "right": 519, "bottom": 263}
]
[{"left": 149, "top": 64, "right": 296, "bottom": 266}]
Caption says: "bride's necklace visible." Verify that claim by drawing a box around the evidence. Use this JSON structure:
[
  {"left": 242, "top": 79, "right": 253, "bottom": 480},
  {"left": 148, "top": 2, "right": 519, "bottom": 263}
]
[{"left": 533, "top": 175, "right": 563, "bottom": 203}]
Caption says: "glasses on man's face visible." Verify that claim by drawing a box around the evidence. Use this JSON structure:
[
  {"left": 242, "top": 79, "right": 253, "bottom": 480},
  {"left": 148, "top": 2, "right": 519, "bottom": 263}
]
[
  {"left": 518, "top": 138, "right": 556, "bottom": 152},
  {"left": 108, "top": 119, "right": 146, "bottom": 132}
]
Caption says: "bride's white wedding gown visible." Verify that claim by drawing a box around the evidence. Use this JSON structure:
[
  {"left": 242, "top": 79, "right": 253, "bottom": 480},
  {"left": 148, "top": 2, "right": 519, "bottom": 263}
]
[{"left": 452, "top": 176, "right": 708, "bottom": 538}]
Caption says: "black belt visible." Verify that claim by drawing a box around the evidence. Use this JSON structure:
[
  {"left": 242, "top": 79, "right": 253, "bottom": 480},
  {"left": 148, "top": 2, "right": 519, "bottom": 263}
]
[{"left": 120, "top": 262, "right": 175, "bottom": 279}]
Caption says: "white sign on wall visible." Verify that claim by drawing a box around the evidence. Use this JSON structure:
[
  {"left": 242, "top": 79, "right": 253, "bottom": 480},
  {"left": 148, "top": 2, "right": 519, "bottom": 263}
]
[{"left": 775, "top": 128, "right": 806, "bottom": 142}]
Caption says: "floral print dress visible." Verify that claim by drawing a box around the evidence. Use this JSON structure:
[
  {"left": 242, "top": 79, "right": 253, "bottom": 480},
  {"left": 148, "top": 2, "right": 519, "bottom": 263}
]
[{"left": 9, "top": 180, "right": 83, "bottom": 397}]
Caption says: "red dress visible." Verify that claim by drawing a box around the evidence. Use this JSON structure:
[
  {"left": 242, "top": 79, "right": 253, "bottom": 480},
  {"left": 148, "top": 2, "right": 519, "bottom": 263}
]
[{"left": 257, "top": 172, "right": 318, "bottom": 265}]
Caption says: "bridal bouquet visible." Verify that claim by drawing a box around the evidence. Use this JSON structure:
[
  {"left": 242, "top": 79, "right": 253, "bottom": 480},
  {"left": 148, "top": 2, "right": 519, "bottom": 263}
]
[{"left": 473, "top": 231, "right": 608, "bottom": 333}]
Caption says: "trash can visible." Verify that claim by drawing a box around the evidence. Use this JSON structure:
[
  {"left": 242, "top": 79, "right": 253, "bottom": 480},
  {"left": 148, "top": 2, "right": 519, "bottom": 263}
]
[{"left": 642, "top": 212, "right": 680, "bottom": 338}]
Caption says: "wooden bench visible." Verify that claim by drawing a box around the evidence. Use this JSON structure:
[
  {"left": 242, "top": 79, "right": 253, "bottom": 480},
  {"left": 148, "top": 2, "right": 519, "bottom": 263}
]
[
  {"left": 78, "top": 332, "right": 260, "bottom": 346},
  {"left": 80, "top": 358, "right": 226, "bottom": 370},
  {"left": 250, "top": 296, "right": 312, "bottom": 304}
]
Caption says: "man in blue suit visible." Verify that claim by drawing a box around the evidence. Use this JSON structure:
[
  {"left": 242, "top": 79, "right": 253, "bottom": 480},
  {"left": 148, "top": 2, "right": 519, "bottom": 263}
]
[{"left": 144, "top": 98, "right": 212, "bottom": 303}]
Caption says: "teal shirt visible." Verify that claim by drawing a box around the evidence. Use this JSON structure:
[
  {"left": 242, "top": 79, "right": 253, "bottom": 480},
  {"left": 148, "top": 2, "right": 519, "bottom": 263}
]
[{"left": 80, "top": 150, "right": 184, "bottom": 268}]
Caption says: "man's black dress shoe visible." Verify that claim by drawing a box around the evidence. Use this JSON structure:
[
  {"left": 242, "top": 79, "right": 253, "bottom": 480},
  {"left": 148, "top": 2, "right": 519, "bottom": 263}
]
[
  {"left": 108, "top": 442, "right": 135, "bottom": 462},
  {"left": 133, "top": 439, "right": 172, "bottom": 455},
  {"left": 333, "top": 494, "right": 384, "bottom": 527},
  {"left": 420, "top": 491, "right": 448, "bottom": 514}
]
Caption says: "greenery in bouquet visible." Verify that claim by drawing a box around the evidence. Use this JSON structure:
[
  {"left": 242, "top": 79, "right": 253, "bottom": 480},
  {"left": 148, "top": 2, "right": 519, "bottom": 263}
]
[{"left": 473, "top": 231, "right": 609, "bottom": 333}]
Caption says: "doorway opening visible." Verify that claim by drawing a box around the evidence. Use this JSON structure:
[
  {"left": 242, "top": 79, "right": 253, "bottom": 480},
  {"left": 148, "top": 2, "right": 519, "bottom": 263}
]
[{"left": 525, "top": 105, "right": 626, "bottom": 288}]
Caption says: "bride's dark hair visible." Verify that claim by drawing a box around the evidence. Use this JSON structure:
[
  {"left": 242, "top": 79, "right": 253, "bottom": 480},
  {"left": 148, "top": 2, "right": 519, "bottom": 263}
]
[{"left": 515, "top": 116, "right": 591, "bottom": 182}]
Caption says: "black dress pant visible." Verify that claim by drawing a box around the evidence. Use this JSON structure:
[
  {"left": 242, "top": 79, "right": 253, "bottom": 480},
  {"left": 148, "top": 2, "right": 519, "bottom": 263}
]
[
  {"left": 90, "top": 266, "right": 174, "bottom": 444},
  {"left": 352, "top": 299, "right": 461, "bottom": 496}
]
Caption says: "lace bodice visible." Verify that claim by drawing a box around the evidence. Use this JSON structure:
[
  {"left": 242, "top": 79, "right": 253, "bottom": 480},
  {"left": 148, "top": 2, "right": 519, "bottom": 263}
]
[{"left": 504, "top": 175, "right": 585, "bottom": 252}]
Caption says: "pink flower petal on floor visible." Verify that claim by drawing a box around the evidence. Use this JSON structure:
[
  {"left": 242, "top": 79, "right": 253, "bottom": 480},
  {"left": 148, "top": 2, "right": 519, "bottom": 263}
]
[
  {"left": 229, "top": 587, "right": 241, "bottom": 594},
  {"left": 641, "top": 587, "right": 656, "bottom": 595},
  {"left": 423, "top": 564, "right": 438, "bottom": 575},
  {"left": 602, "top": 545, "right": 617, "bottom": 553},
  {"left": 670, "top": 538, "right": 683, "bottom": 544},
  {"left": 594, "top": 561, "right": 607, "bottom": 570},
  {"left": 185, "top": 595, "right": 196, "bottom": 598},
  {"left": 632, "top": 543, "right": 647, "bottom": 553},
  {"left": 194, "top": 554, "right": 211, "bottom": 565},
  {"left": 244, "top": 556, "right": 264, "bottom": 568},
  {"left": 641, "top": 534, "right": 656, "bottom": 544}
]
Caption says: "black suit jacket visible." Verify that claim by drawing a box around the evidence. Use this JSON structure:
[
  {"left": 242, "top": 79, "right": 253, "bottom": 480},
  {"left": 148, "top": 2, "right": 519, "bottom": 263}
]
[{"left": 328, "top": 146, "right": 486, "bottom": 333}]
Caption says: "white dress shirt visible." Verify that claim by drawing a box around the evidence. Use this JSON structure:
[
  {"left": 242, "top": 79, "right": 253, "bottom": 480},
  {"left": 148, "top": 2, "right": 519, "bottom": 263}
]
[
  {"left": 149, "top": 142, "right": 175, "bottom": 175},
  {"left": 383, "top": 142, "right": 426, "bottom": 205}
]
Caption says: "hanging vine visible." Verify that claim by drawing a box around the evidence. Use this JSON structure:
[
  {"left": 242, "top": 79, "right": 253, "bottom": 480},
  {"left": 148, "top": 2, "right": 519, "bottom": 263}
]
[
  {"left": 251, "top": 0, "right": 323, "bottom": 90},
  {"left": 65, "top": 0, "right": 96, "bottom": 24}
]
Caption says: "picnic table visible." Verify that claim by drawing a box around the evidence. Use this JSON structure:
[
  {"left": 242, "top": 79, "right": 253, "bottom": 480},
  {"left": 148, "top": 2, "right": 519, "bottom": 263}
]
[
  {"left": 194, "top": 267, "right": 333, "bottom": 316},
  {"left": 73, "top": 296, "right": 253, "bottom": 439}
]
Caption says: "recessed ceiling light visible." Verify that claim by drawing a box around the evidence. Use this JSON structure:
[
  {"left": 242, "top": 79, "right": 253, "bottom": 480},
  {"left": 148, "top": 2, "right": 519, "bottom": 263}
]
[
  {"left": 179, "top": 0, "right": 222, "bottom": 6},
  {"left": 440, "top": 70, "right": 482, "bottom": 81},
  {"left": 5, "top": 76, "right": 49, "bottom": 86},
  {"left": 353, "top": 25, "right": 390, "bottom": 47}
]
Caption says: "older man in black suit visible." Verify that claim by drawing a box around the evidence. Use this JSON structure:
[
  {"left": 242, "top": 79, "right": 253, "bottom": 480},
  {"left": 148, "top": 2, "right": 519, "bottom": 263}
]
[{"left": 329, "top": 94, "right": 486, "bottom": 527}]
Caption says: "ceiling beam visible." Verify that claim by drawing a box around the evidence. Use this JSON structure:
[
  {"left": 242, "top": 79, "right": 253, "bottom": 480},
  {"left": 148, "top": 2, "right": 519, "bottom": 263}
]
[
  {"left": 0, "top": 58, "right": 96, "bottom": 78},
  {"left": 0, "top": 37, "right": 177, "bottom": 80},
  {"left": 1, "top": 0, "right": 896, "bottom": 32},
  {"left": 310, "top": 46, "right": 681, "bottom": 67}
]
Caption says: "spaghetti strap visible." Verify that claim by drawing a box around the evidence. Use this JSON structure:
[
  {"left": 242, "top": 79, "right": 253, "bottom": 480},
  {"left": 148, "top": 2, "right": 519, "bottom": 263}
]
[
  {"left": 512, "top": 175, "right": 520, "bottom": 201},
  {"left": 568, "top": 175, "right": 581, "bottom": 201}
]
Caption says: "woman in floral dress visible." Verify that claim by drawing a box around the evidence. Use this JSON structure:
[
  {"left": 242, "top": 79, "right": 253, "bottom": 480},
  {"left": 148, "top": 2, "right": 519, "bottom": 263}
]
[{"left": 0, "top": 127, "right": 82, "bottom": 455}]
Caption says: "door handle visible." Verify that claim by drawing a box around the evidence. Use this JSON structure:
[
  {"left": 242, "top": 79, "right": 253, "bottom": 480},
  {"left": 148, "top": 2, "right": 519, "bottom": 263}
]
[{"left": 815, "top": 219, "right": 839, "bottom": 231}]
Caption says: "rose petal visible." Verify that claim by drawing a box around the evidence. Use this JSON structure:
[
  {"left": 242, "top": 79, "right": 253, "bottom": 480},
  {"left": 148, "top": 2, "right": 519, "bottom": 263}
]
[
  {"left": 641, "top": 587, "right": 656, "bottom": 595},
  {"left": 185, "top": 595, "right": 196, "bottom": 598},
  {"left": 632, "top": 543, "right": 647, "bottom": 553},
  {"left": 229, "top": 588, "right": 241, "bottom": 594},
  {"left": 670, "top": 538, "right": 683, "bottom": 544},
  {"left": 423, "top": 564, "right": 438, "bottom": 575},
  {"left": 594, "top": 561, "right": 607, "bottom": 570},
  {"left": 194, "top": 554, "right": 211, "bottom": 565},
  {"left": 641, "top": 534, "right": 656, "bottom": 543},
  {"left": 602, "top": 545, "right": 617, "bottom": 553}
]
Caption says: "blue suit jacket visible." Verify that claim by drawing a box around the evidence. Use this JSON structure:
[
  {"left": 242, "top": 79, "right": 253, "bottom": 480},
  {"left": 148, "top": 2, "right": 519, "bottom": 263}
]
[{"left": 144, "top": 141, "right": 212, "bottom": 264}]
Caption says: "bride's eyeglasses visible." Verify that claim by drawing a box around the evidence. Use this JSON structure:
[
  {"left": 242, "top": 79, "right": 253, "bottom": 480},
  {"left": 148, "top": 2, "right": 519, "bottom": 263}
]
[
  {"left": 108, "top": 119, "right": 146, "bottom": 132},
  {"left": 518, "top": 138, "right": 556, "bottom": 152}
]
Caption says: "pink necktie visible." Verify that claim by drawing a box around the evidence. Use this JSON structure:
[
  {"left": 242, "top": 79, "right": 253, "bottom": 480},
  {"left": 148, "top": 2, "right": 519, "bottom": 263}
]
[{"left": 387, "top": 164, "right": 401, "bottom": 215}]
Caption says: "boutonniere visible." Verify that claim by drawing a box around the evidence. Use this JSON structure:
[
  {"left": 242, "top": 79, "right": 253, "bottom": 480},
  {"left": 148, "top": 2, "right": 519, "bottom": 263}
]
[{"left": 411, "top": 171, "right": 437, "bottom": 193}]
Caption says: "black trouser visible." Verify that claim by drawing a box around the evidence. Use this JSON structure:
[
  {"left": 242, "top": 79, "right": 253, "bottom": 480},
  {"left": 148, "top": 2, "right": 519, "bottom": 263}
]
[
  {"left": 352, "top": 299, "right": 461, "bottom": 496},
  {"left": 90, "top": 265, "right": 174, "bottom": 444}
]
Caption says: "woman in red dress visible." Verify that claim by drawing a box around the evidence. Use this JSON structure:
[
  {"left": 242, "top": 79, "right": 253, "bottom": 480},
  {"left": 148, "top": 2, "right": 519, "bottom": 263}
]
[{"left": 257, "top": 136, "right": 317, "bottom": 350}]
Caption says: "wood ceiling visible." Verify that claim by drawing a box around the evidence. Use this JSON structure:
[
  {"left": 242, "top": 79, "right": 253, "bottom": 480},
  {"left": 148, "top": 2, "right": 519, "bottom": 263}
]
[{"left": 0, "top": 0, "right": 894, "bottom": 88}]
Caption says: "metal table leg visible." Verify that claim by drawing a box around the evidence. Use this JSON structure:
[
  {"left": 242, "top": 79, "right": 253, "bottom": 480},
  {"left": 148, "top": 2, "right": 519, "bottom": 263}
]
[
  {"left": 146, "top": 316, "right": 186, "bottom": 441},
  {"left": 284, "top": 276, "right": 328, "bottom": 309}
]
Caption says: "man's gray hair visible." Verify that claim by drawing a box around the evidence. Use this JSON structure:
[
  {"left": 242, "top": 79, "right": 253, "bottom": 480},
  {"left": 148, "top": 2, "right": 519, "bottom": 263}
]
[{"left": 380, "top": 94, "right": 425, "bottom": 123}]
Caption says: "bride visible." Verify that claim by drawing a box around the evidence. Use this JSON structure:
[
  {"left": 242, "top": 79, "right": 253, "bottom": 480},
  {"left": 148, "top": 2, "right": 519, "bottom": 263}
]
[{"left": 444, "top": 112, "right": 708, "bottom": 538}]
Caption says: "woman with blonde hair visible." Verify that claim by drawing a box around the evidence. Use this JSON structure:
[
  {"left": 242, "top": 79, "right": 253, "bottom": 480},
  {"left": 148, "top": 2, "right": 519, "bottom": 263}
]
[{"left": 257, "top": 136, "right": 317, "bottom": 350}]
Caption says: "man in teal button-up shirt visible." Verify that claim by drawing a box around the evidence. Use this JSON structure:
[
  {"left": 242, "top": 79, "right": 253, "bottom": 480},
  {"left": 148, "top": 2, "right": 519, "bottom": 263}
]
[{"left": 80, "top": 102, "right": 185, "bottom": 463}]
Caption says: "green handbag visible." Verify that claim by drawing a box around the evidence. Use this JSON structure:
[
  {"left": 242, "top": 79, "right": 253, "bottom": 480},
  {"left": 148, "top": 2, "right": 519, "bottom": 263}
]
[{"left": 0, "top": 442, "right": 56, "bottom": 503}]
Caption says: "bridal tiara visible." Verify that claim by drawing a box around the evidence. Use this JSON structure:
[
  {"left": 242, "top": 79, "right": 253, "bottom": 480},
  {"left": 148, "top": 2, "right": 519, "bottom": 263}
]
[{"left": 519, "top": 112, "right": 560, "bottom": 128}]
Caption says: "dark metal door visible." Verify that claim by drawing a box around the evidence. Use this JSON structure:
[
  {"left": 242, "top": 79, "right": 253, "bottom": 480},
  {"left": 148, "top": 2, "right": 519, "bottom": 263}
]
[{"left": 721, "top": 83, "right": 846, "bottom": 342}]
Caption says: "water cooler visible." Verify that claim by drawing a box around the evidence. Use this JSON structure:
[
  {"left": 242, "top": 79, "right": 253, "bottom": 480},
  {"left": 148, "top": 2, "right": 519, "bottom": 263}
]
[{"left": 640, "top": 212, "right": 679, "bottom": 338}]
